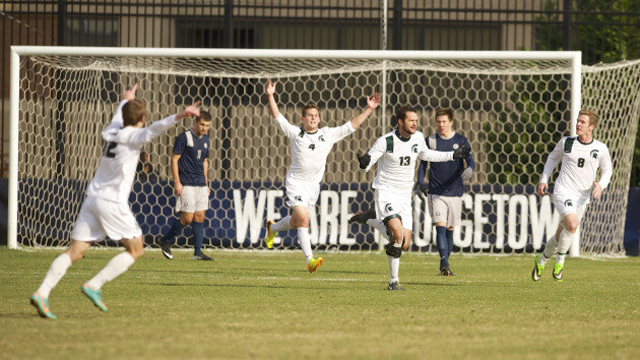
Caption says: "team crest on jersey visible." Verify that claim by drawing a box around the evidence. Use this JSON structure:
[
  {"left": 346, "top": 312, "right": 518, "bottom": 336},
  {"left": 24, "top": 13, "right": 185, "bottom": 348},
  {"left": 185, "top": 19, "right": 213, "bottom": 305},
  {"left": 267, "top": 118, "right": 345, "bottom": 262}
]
[
  {"left": 411, "top": 144, "right": 418, "bottom": 153},
  {"left": 453, "top": 143, "right": 459, "bottom": 150},
  {"left": 590, "top": 149, "right": 599, "bottom": 159},
  {"left": 204, "top": 143, "right": 208, "bottom": 149},
  {"left": 384, "top": 203, "right": 394, "bottom": 213},
  {"left": 319, "top": 135, "right": 325, "bottom": 142},
  {"left": 295, "top": 195, "right": 303, "bottom": 203},
  {"left": 564, "top": 199, "right": 573, "bottom": 208}
]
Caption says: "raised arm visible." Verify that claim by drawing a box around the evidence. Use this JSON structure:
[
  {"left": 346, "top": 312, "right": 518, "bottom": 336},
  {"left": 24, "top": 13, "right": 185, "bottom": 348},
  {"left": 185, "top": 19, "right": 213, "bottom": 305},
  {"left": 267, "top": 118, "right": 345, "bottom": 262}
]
[
  {"left": 350, "top": 93, "right": 381, "bottom": 129},
  {"left": 266, "top": 79, "right": 281, "bottom": 118}
]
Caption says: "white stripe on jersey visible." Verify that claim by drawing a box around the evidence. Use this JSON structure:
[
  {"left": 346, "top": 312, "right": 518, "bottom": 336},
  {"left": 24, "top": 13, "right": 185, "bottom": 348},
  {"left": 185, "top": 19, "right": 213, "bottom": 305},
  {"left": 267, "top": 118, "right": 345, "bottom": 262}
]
[
  {"left": 367, "top": 130, "right": 453, "bottom": 191},
  {"left": 541, "top": 136, "right": 612, "bottom": 197},
  {"left": 274, "top": 114, "right": 355, "bottom": 185}
]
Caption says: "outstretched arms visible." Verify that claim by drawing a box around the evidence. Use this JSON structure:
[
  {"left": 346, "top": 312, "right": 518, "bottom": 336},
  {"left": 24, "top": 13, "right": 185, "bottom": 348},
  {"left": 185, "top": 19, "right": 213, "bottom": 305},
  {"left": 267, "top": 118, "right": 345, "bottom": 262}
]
[
  {"left": 350, "top": 93, "right": 381, "bottom": 129},
  {"left": 266, "top": 79, "right": 280, "bottom": 118}
]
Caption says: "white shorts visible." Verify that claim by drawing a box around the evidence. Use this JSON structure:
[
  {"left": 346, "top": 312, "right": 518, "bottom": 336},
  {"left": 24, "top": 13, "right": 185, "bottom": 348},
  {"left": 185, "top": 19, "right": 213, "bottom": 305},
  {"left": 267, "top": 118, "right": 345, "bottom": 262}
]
[
  {"left": 70, "top": 196, "right": 142, "bottom": 242},
  {"left": 375, "top": 188, "right": 413, "bottom": 231},
  {"left": 176, "top": 185, "right": 209, "bottom": 213},
  {"left": 553, "top": 191, "right": 589, "bottom": 220},
  {"left": 428, "top": 194, "right": 462, "bottom": 228},
  {"left": 285, "top": 179, "right": 320, "bottom": 208}
]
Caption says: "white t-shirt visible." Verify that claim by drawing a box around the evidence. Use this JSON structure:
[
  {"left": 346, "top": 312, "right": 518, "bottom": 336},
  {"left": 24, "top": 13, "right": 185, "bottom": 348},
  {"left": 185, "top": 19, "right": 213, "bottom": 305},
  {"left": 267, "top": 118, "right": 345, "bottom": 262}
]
[
  {"left": 87, "top": 100, "right": 179, "bottom": 203},
  {"left": 274, "top": 113, "right": 355, "bottom": 185},
  {"left": 366, "top": 129, "right": 453, "bottom": 191},
  {"left": 540, "top": 136, "right": 613, "bottom": 198}
]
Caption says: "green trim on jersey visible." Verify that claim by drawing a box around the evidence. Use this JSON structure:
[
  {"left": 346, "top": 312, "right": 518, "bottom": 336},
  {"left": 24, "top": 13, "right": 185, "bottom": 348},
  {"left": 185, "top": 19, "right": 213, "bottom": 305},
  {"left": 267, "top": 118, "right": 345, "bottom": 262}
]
[
  {"left": 386, "top": 136, "right": 394, "bottom": 153},
  {"left": 564, "top": 137, "right": 575, "bottom": 153}
]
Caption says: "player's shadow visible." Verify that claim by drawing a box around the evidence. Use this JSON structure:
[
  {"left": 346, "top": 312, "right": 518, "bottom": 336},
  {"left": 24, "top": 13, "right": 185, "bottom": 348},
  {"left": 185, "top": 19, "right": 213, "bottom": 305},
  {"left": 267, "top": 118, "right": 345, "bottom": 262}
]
[
  {"left": 144, "top": 282, "right": 335, "bottom": 290},
  {"left": 403, "top": 281, "right": 460, "bottom": 287}
]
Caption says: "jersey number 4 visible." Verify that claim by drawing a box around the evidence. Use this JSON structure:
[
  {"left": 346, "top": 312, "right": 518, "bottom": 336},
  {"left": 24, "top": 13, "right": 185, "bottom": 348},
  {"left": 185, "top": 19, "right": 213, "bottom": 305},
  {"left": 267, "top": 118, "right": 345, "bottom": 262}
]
[
  {"left": 399, "top": 156, "right": 411, "bottom": 166},
  {"left": 104, "top": 142, "right": 117, "bottom": 158}
]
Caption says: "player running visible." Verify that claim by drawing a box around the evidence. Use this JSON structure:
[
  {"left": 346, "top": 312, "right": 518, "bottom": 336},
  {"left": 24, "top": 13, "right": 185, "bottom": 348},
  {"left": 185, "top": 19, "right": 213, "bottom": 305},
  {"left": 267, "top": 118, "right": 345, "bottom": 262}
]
[
  {"left": 30, "top": 84, "right": 201, "bottom": 319},
  {"left": 263, "top": 79, "right": 380, "bottom": 273},
  {"left": 351, "top": 105, "right": 470, "bottom": 290},
  {"left": 532, "top": 110, "right": 612, "bottom": 282}
]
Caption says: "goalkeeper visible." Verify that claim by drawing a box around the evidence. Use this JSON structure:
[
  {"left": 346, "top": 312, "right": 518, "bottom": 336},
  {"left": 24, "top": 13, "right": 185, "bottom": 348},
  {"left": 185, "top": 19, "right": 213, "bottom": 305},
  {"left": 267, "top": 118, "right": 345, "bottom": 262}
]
[
  {"left": 263, "top": 79, "right": 380, "bottom": 273},
  {"left": 350, "top": 105, "right": 470, "bottom": 290},
  {"left": 30, "top": 84, "right": 201, "bottom": 319},
  {"left": 416, "top": 108, "right": 474, "bottom": 276},
  {"left": 532, "top": 110, "right": 612, "bottom": 283}
]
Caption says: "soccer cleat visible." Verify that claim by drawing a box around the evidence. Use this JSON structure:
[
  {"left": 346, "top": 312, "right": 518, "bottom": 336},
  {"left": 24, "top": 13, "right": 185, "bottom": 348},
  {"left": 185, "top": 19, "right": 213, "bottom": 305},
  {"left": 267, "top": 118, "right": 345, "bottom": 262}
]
[
  {"left": 447, "top": 268, "right": 456, "bottom": 276},
  {"left": 192, "top": 253, "right": 213, "bottom": 261},
  {"left": 160, "top": 242, "right": 173, "bottom": 260},
  {"left": 532, "top": 254, "right": 545, "bottom": 282},
  {"left": 348, "top": 208, "right": 376, "bottom": 225},
  {"left": 307, "top": 257, "right": 324, "bottom": 273},
  {"left": 553, "top": 263, "right": 564, "bottom": 283},
  {"left": 30, "top": 292, "right": 57, "bottom": 319},
  {"left": 81, "top": 282, "right": 108, "bottom": 312},
  {"left": 264, "top": 220, "right": 277, "bottom": 249},
  {"left": 439, "top": 268, "right": 455, "bottom": 276},
  {"left": 387, "top": 281, "right": 405, "bottom": 291}
]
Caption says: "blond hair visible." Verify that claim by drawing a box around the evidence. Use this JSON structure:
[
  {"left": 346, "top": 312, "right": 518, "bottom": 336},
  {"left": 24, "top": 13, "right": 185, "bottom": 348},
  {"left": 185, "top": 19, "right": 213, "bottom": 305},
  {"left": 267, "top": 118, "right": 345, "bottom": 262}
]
[{"left": 579, "top": 109, "right": 600, "bottom": 127}]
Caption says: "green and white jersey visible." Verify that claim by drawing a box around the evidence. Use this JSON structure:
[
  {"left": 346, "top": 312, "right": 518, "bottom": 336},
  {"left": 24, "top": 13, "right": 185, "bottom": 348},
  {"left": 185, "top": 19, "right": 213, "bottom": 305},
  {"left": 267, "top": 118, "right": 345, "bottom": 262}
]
[
  {"left": 540, "top": 136, "right": 613, "bottom": 198},
  {"left": 274, "top": 114, "right": 355, "bottom": 185},
  {"left": 366, "top": 129, "right": 453, "bottom": 191},
  {"left": 87, "top": 100, "right": 179, "bottom": 203}
]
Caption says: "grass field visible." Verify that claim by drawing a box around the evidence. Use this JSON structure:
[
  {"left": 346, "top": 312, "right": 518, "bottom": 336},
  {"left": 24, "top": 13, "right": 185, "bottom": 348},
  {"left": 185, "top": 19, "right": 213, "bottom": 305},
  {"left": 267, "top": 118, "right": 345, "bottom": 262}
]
[{"left": 1, "top": 247, "right": 639, "bottom": 359}]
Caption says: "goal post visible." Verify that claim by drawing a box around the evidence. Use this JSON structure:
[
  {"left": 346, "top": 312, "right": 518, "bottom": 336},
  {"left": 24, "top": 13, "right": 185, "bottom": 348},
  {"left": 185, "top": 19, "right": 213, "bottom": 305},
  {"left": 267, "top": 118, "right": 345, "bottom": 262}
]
[{"left": 8, "top": 46, "right": 638, "bottom": 256}]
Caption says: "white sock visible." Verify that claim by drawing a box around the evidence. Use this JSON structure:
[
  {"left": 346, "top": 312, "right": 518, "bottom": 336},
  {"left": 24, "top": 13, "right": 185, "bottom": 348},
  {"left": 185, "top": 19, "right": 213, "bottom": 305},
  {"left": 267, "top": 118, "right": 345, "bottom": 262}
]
[
  {"left": 87, "top": 252, "right": 136, "bottom": 290},
  {"left": 556, "top": 229, "right": 576, "bottom": 266},
  {"left": 37, "top": 253, "right": 72, "bottom": 299},
  {"left": 298, "top": 227, "right": 313, "bottom": 263},
  {"left": 271, "top": 216, "right": 293, "bottom": 233},
  {"left": 388, "top": 256, "right": 400, "bottom": 283},
  {"left": 366, "top": 219, "right": 389, "bottom": 240},
  {"left": 540, "top": 235, "right": 558, "bottom": 265}
]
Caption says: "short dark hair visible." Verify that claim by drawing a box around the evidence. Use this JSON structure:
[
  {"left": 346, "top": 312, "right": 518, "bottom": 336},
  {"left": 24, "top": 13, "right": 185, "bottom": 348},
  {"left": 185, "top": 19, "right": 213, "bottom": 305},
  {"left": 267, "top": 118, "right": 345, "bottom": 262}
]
[
  {"left": 122, "top": 100, "right": 146, "bottom": 127},
  {"left": 197, "top": 111, "right": 212, "bottom": 123},
  {"left": 302, "top": 103, "right": 320, "bottom": 117},
  {"left": 435, "top": 108, "right": 454, "bottom": 121},
  {"left": 395, "top": 105, "right": 417, "bottom": 126}
]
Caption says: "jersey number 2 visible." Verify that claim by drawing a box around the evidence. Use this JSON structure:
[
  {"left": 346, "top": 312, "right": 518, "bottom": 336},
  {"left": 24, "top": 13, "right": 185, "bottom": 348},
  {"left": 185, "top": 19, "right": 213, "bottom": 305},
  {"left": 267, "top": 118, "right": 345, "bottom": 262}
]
[{"left": 104, "top": 142, "right": 117, "bottom": 158}]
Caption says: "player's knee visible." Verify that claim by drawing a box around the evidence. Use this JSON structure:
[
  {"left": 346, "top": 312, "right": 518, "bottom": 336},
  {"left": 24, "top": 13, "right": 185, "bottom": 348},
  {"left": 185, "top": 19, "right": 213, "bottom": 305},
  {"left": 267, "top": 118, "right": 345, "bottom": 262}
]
[
  {"left": 291, "top": 216, "right": 309, "bottom": 229},
  {"left": 128, "top": 247, "right": 144, "bottom": 260},
  {"left": 385, "top": 242, "right": 402, "bottom": 258}
]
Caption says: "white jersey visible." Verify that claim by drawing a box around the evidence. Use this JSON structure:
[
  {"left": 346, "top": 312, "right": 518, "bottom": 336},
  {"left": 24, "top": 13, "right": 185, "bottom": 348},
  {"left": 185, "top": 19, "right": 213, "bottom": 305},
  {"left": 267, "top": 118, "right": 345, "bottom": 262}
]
[
  {"left": 540, "top": 136, "right": 612, "bottom": 198},
  {"left": 366, "top": 130, "right": 454, "bottom": 191},
  {"left": 274, "top": 114, "right": 355, "bottom": 185},
  {"left": 87, "top": 100, "right": 179, "bottom": 203}
]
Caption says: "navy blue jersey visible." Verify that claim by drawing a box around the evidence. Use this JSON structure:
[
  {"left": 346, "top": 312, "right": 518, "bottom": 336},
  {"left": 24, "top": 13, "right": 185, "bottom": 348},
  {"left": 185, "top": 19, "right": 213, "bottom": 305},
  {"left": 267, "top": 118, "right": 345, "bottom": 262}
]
[
  {"left": 417, "top": 132, "right": 474, "bottom": 196},
  {"left": 173, "top": 129, "right": 209, "bottom": 186}
]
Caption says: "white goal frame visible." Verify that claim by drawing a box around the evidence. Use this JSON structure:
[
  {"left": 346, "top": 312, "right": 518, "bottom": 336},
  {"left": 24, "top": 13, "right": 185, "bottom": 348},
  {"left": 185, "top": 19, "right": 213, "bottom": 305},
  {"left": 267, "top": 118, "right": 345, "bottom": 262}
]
[{"left": 8, "top": 46, "right": 583, "bottom": 253}]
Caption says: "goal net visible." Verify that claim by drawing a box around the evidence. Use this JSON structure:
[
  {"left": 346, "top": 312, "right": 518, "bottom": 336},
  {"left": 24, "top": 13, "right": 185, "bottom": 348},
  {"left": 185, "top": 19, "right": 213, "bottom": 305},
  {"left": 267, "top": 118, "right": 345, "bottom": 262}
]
[{"left": 9, "top": 48, "right": 640, "bottom": 255}]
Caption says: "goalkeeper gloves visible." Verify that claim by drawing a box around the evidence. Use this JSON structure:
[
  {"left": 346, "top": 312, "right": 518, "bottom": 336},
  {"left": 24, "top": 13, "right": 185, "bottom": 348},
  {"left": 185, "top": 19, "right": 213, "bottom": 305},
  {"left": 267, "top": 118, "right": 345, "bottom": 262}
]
[
  {"left": 358, "top": 153, "right": 371, "bottom": 169},
  {"left": 461, "top": 167, "right": 473, "bottom": 181},
  {"left": 453, "top": 143, "right": 471, "bottom": 159}
]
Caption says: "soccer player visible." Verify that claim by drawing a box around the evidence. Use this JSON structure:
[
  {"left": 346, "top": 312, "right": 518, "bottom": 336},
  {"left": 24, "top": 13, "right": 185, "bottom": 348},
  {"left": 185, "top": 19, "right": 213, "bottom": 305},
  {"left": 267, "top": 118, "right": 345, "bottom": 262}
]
[
  {"left": 160, "top": 111, "right": 213, "bottom": 261},
  {"left": 416, "top": 108, "right": 475, "bottom": 276},
  {"left": 263, "top": 79, "right": 381, "bottom": 273},
  {"left": 351, "top": 105, "right": 470, "bottom": 290},
  {"left": 30, "top": 84, "right": 201, "bottom": 319},
  {"left": 532, "top": 110, "right": 612, "bottom": 282}
]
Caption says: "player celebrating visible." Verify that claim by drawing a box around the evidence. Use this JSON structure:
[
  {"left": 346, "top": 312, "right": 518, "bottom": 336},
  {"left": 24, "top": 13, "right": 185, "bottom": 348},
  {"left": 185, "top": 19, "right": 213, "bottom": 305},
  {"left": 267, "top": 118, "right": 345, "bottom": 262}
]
[
  {"left": 532, "top": 110, "right": 612, "bottom": 282},
  {"left": 29, "top": 84, "right": 201, "bottom": 319},
  {"left": 352, "top": 105, "right": 470, "bottom": 290},
  {"left": 263, "top": 79, "right": 380, "bottom": 272},
  {"left": 160, "top": 111, "right": 213, "bottom": 261},
  {"left": 417, "top": 108, "right": 475, "bottom": 276}
]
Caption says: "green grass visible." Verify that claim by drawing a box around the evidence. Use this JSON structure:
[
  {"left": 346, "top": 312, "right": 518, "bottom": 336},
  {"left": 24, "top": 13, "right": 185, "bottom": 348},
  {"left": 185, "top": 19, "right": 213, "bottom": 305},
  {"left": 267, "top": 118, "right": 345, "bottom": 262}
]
[{"left": 2, "top": 247, "right": 640, "bottom": 359}]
